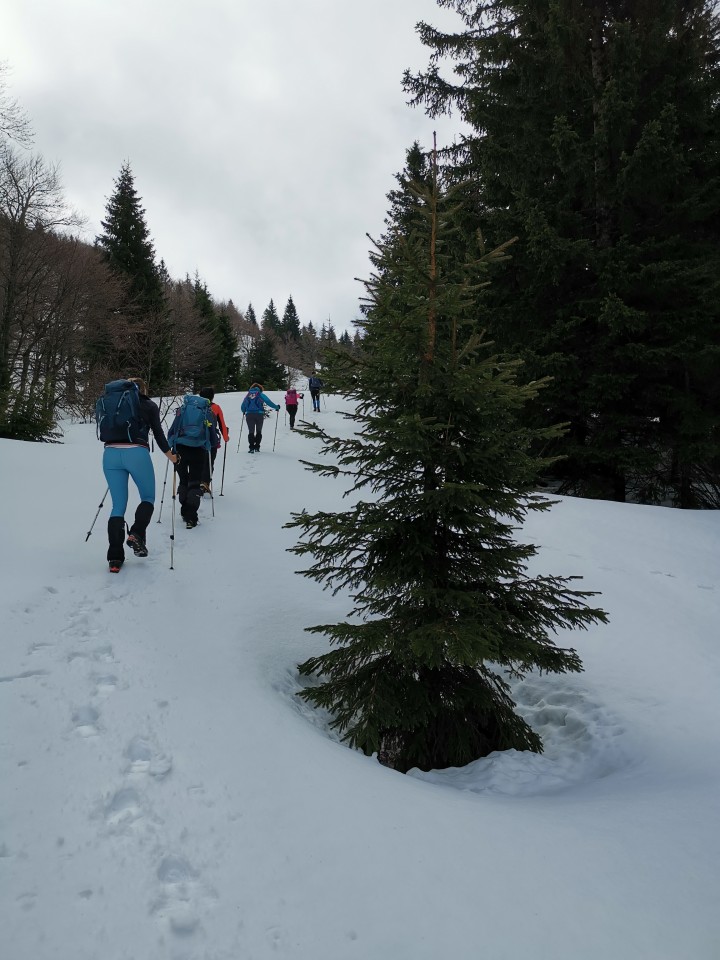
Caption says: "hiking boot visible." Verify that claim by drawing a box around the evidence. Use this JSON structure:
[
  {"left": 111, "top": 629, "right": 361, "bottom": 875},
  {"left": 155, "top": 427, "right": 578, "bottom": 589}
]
[
  {"left": 108, "top": 559, "right": 124, "bottom": 573},
  {"left": 185, "top": 518, "right": 198, "bottom": 529},
  {"left": 200, "top": 481, "right": 212, "bottom": 495},
  {"left": 126, "top": 533, "right": 148, "bottom": 557}
]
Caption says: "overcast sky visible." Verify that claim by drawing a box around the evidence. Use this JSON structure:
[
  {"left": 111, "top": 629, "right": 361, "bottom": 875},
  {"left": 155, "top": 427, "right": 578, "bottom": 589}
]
[{"left": 3, "top": 1, "right": 466, "bottom": 334}]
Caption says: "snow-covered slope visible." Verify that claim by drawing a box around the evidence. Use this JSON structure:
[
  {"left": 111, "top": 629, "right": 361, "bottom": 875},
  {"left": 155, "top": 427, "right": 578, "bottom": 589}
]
[{"left": 2, "top": 391, "right": 719, "bottom": 960}]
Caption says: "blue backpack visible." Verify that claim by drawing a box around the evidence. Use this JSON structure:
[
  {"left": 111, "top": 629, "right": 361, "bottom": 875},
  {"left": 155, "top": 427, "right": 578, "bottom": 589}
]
[
  {"left": 243, "top": 390, "right": 265, "bottom": 414},
  {"left": 171, "top": 395, "right": 215, "bottom": 450},
  {"left": 96, "top": 379, "right": 145, "bottom": 444}
]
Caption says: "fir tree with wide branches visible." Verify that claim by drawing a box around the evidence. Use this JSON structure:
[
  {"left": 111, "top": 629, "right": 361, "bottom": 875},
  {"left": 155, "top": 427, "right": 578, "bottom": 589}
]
[
  {"left": 405, "top": 0, "right": 720, "bottom": 506},
  {"left": 94, "top": 161, "right": 171, "bottom": 390},
  {"left": 286, "top": 151, "right": 607, "bottom": 773}
]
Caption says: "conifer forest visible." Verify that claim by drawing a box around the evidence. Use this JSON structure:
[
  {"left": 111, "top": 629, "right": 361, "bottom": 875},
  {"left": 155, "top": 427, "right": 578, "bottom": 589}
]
[{"left": 2, "top": 0, "right": 719, "bottom": 501}]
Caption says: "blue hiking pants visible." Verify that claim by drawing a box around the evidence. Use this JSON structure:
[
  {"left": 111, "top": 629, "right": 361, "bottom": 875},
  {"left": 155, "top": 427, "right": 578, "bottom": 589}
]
[{"left": 103, "top": 446, "right": 156, "bottom": 517}]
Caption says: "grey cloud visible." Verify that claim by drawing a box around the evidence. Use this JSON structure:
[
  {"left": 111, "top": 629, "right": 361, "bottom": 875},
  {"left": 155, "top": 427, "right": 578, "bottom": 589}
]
[{"left": 4, "top": 0, "right": 465, "bottom": 332}]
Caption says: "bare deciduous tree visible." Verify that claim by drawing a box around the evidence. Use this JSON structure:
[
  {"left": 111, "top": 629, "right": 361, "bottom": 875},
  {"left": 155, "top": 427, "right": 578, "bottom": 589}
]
[
  {"left": 0, "top": 61, "right": 32, "bottom": 148},
  {"left": 0, "top": 144, "right": 83, "bottom": 432}
]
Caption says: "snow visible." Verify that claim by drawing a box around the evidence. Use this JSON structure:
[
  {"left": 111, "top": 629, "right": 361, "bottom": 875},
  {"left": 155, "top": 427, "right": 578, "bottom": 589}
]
[{"left": 1, "top": 391, "right": 719, "bottom": 960}]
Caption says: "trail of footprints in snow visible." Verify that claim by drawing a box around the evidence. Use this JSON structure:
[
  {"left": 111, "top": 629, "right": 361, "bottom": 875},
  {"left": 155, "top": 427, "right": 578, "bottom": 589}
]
[{"left": 26, "top": 582, "right": 217, "bottom": 944}]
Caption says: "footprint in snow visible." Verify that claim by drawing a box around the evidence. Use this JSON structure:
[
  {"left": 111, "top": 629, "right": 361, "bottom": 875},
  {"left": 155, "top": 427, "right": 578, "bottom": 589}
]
[
  {"left": 151, "top": 854, "right": 216, "bottom": 939},
  {"left": 124, "top": 735, "right": 173, "bottom": 780},
  {"left": 103, "top": 786, "right": 146, "bottom": 832},
  {"left": 0, "top": 670, "right": 49, "bottom": 684},
  {"left": 91, "top": 673, "right": 119, "bottom": 697},
  {"left": 71, "top": 705, "right": 100, "bottom": 738},
  {"left": 67, "top": 644, "right": 115, "bottom": 665}
]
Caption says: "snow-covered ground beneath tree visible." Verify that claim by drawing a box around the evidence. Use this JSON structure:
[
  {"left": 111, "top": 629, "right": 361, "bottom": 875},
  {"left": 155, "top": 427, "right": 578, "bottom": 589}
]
[{"left": 1, "top": 391, "right": 719, "bottom": 960}]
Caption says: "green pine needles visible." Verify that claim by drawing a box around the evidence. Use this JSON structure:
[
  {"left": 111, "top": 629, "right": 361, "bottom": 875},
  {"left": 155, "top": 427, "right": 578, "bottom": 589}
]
[{"left": 286, "top": 159, "right": 607, "bottom": 774}]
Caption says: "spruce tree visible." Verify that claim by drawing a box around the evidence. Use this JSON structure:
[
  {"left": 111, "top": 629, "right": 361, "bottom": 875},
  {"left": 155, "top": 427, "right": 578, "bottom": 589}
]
[
  {"left": 95, "top": 162, "right": 171, "bottom": 390},
  {"left": 261, "top": 299, "right": 282, "bottom": 336},
  {"left": 406, "top": 0, "right": 720, "bottom": 506},
  {"left": 245, "top": 302, "right": 259, "bottom": 327},
  {"left": 281, "top": 295, "right": 301, "bottom": 341},
  {"left": 286, "top": 158, "right": 607, "bottom": 773},
  {"left": 246, "top": 331, "right": 285, "bottom": 388},
  {"left": 216, "top": 310, "right": 242, "bottom": 390},
  {"left": 191, "top": 278, "right": 239, "bottom": 390},
  {"left": 301, "top": 321, "right": 320, "bottom": 367}
]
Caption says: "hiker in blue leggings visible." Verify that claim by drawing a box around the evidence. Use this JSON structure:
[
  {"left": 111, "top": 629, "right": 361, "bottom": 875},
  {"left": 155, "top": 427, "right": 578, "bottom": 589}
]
[{"left": 102, "top": 377, "right": 176, "bottom": 572}]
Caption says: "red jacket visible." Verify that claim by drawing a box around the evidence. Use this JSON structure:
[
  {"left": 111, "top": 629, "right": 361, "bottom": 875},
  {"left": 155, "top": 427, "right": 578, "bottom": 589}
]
[{"left": 210, "top": 402, "right": 229, "bottom": 444}]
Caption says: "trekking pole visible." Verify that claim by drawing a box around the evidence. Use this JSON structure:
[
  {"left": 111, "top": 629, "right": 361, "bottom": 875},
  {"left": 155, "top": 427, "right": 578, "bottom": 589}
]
[
  {"left": 236, "top": 415, "right": 244, "bottom": 454},
  {"left": 170, "top": 466, "right": 177, "bottom": 570},
  {"left": 272, "top": 409, "right": 280, "bottom": 452},
  {"left": 157, "top": 458, "right": 170, "bottom": 523},
  {"left": 219, "top": 442, "right": 228, "bottom": 496},
  {"left": 323, "top": 393, "right": 326, "bottom": 410},
  {"left": 85, "top": 488, "right": 109, "bottom": 541}
]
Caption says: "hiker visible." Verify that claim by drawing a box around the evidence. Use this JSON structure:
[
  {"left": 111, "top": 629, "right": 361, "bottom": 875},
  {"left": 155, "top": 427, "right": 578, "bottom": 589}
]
[
  {"left": 168, "top": 393, "right": 219, "bottom": 529},
  {"left": 240, "top": 382, "right": 280, "bottom": 453},
  {"left": 198, "top": 387, "right": 229, "bottom": 492},
  {"left": 97, "top": 377, "right": 176, "bottom": 573},
  {"left": 308, "top": 373, "right": 323, "bottom": 412},
  {"left": 284, "top": 386, "right": 304, "bottom": 429}
]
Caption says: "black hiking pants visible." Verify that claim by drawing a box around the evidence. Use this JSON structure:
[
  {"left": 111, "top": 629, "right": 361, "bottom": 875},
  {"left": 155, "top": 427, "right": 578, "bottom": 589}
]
[
  {"left": 246, "top": 412, "right": 264, "bottom": 450},
  {"left": 310, "top": 389, "right": 320, "bottom": 411},
  {"left": 286, "top": 404, "right": 298, "bottom": 428},
  {"left": 175, "top": 445, "right": 206, "bottom": 522}
]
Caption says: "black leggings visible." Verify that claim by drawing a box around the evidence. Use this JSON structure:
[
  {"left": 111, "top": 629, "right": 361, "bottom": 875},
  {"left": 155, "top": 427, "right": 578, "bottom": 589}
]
[
  {"left": 246, "top": 412, "right": 264, "bottom": 448},
  {"left": 175, "top": 445, "right": 207, "bottom": 521}
]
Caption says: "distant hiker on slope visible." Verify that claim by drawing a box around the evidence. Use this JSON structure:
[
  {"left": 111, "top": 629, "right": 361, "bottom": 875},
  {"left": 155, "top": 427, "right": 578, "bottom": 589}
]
[
  {"left": 308, "top": 374, "right": 323, "bottom": 412},
  {"left": 284, "top": 386, "right": 304, "bottom": 429},
  {"left": 241, "top": 383, "right": 280, "bottom": 453},
  {"left": 168, "top": 394, "right": 219, "bottom": 529},
  {"left": 96, "top": 377, "right": 176, "bottom": 573},
  {"left": 198, "top": 387, "right": 229, "bottom": 493}
]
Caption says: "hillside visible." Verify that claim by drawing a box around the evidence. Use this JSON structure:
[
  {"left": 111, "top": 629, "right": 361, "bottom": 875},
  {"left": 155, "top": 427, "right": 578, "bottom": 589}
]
[{"left": 1, "top": 391, "right": 719, "bottom": 960}]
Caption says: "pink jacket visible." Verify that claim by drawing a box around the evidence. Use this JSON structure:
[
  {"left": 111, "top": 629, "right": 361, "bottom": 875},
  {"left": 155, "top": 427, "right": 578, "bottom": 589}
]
[{"left": 285, "top": 391, "right": 303, "bottom": 406}]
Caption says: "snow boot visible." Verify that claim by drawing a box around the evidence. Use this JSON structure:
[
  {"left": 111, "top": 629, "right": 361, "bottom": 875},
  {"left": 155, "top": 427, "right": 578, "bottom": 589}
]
[{"left": 108, "top": 559, "right": 123, "bottom": 573}]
